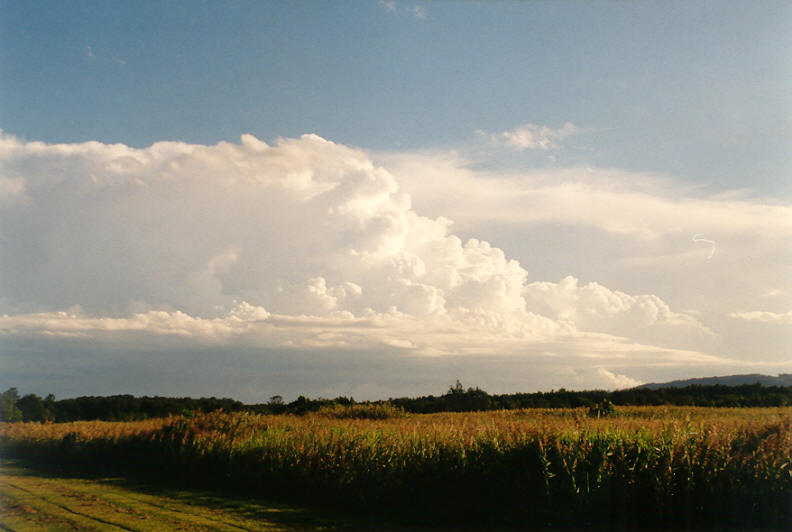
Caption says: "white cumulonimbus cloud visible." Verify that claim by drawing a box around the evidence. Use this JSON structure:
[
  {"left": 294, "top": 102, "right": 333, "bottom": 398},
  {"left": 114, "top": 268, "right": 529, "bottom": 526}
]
[
  {"left": 378, "top": 147, "right": 792, "bottom": 364},
  {"left": 0, "top": 131, "right": 748, "bottom": 383}
]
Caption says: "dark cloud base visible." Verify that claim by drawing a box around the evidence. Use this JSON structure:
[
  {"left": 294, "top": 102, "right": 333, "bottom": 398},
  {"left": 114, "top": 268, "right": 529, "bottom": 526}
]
[{"left": 0, "top": 336, "right": 763, "bottom": 403}]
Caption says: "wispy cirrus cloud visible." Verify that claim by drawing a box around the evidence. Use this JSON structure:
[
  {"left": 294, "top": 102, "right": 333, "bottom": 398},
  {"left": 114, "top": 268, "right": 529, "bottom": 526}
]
[
  {"left": 729, "top": 310, "right": 792, "bottom": 325},
  {"left": 378, "top": 1, "right": 426, "bottom": 20},
  {"left": 85, "top": 45, "right": 125, "bottom": 65},
  {"left": 378, "top": 1, "right": 396, "bottom": 13},
  {"left": 498, "top": 122, "right": 581, "bottom": 151},
  {"left": 377, "top": 150, "right": 792, "bottom": 239}
]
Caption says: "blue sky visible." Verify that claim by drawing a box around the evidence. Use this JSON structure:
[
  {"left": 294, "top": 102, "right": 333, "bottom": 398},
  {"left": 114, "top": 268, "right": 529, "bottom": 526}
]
[
  {"left": 1, "top": 1, "right": 790, "bottom": 400},
  {"left": 3, "top": 1, "right": 790, "bottom": 194}
]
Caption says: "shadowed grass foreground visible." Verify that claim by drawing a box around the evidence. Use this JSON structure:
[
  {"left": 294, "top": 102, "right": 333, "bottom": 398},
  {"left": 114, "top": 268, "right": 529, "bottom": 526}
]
[
  {"left": 2, "top": 406, "right": 791, "bottom": 529},
  {"left": 0, "top": 458, "right": 352, "bottom": 531}
]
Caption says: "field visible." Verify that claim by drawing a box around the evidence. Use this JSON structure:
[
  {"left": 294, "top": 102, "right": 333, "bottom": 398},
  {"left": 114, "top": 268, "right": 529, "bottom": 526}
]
[
  {"left": 0, "top": 458, "right": 347, "bottom": 531},
  {"left": 2, "top": 406, "right": 791, "bottom": 530}
]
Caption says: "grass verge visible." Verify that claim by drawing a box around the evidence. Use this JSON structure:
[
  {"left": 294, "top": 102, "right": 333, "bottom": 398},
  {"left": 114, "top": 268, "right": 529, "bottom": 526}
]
[{"left": 0, "top": 457, "right": 352, "bottom": 531}]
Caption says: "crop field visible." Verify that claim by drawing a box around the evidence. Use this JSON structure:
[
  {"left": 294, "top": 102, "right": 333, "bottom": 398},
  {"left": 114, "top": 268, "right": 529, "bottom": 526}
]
[{"left": 2, "top": 406, "right": 791, "bottom": 530}]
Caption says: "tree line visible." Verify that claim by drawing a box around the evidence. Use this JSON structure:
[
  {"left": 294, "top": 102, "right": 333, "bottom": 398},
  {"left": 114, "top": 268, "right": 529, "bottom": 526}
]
[
  {"left": 0, "top": 388, "right": 242, "bottom": 423},
  {"left": 388, "top": 380, "right": 792, "bottom": 413},
  {"left": 2, "top": 380, "right": 790, "bottom": 422}
]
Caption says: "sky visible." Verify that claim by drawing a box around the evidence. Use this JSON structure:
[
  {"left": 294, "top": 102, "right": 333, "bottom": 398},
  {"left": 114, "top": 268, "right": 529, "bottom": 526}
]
[{"left": 1, "top": 1, "right": 790, "bottom": 402}]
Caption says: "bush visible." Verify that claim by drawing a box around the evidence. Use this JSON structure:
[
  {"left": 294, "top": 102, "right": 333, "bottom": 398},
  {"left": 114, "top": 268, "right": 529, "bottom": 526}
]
[{"left": 588, "top": 398, "right": 616, "bottom": 417}]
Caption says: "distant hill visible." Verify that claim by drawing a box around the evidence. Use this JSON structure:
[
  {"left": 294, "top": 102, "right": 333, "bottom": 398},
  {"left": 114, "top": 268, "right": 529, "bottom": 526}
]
[{"left": 636, "top": 374, "right": 792, "bottom": 390}]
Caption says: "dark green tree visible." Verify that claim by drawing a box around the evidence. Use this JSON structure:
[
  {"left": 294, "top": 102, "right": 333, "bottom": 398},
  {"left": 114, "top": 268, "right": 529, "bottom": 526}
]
[
  {"left": 268, "top": 395, "right": 284, "bottom": 406},
  {"left": 448, "top": 379, "right": 464, "bottom": 395},
  {"left": 17, "top": 393, "right": 54, "bottom": 422},
  {"left": 0, "top": 388, "right": 23, "bottom": 422}
]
